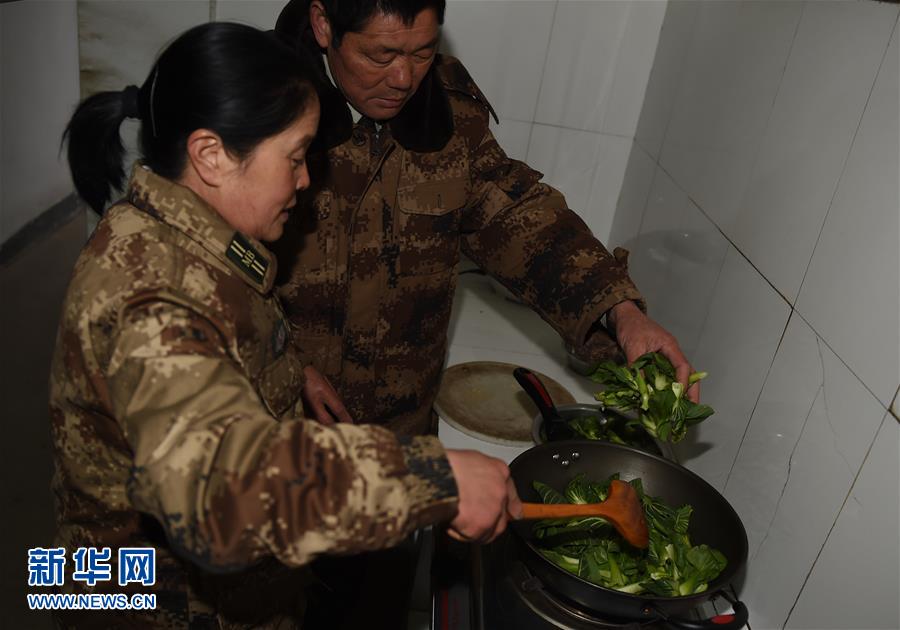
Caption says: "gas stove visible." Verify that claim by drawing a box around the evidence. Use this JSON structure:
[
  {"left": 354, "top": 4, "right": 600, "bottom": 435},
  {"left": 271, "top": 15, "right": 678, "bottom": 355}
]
[{"left": 432, "top": 533, "right": 741, "bottom": 630}]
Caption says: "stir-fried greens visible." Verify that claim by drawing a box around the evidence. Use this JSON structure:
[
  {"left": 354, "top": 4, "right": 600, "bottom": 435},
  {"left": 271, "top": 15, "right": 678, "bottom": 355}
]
[
  {"left": 565, "top": 411, "right": 658, "bottom": 453},
  {"left": 590, "top": 352, "right": 714, "bottom": 443},
  {"left": 532, "top": 473, "right": 726, "bottom": 596}
]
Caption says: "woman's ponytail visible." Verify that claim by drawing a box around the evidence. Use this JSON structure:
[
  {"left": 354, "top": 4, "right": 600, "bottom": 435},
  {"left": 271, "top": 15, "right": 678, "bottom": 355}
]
[
  {"left": 63, "top": 84, "right": 145, "bottom": 214},
  {"left": 64, "top": 23, "right": 315, "bottom": 215}
]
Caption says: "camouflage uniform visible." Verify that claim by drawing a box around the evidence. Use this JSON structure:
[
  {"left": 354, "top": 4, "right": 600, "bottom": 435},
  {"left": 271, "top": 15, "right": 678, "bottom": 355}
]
[
  {"left": 48, "top": 165, "right": 458, "bottom": 628},
  {"left": 273, "top": 45, "right": 645, "bottom": 437}
]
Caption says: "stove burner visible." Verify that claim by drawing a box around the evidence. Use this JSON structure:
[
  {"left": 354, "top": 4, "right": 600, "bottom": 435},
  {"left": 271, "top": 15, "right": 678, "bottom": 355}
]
[
  {"left": 504, "top": 561, "right": 657, "bottom": 629},
  {"left": 433, "top": 518, "right": 739, "bottom": 629},
  {"left": 473, "top": 534, "right": 668, "bottom": 630}
]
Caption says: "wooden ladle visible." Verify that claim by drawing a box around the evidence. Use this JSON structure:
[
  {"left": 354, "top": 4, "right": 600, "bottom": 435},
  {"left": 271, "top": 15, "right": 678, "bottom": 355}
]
[{"left": 519, "top": 479, "right": 650, "bottom": 548}]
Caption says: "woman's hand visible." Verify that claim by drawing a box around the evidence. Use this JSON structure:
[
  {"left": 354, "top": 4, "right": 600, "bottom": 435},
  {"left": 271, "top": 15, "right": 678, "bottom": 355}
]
[
  {"left": 607, "top": 300, "right": 700, "bottom": 403},
  {"left": 445, "top": 449, "right": 523, "bottom": 544},
  {"left": 301, "top": 366, "right": 354, "bottom": 425}
]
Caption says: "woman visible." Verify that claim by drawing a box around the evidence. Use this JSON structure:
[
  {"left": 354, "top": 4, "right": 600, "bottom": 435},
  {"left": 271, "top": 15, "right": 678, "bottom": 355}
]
[{"left": 51, "top": 22, "right": 519, "bottom": 628}]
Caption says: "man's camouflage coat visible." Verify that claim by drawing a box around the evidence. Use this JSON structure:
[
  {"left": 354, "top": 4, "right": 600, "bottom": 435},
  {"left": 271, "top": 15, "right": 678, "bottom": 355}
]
[
  {"left": 48, "top": 166, "right": 458, "bottom": 628},
  {"left": 273, "top": 8, "right": 645, "bottom": 436}
]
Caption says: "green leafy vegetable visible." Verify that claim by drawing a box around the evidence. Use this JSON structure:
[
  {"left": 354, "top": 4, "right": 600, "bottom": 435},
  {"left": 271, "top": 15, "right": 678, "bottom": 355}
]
[
  {"left": 532, "top": 475, "right": 727, "bottom": 597},
  {"left": 590, "top": 352, "right": 714, "bottom": 443},
  {"left": 562, "top": 411, "right": 660, "bottom": 453}
]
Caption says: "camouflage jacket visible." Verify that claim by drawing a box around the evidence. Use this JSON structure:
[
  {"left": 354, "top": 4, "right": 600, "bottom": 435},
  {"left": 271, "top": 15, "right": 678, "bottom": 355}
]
[
  {"left": 273, "top": 52, "right": 644, "bottom": 437},
  {"left": 48, "top": 166, "right": 458, "bottom": 628}
]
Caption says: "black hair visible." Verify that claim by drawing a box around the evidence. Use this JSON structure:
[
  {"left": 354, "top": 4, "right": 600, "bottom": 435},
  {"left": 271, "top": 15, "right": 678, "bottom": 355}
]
[
  {"left": 277, "top": 0, "right": 445, "bottom": 49},
  {"left": 64, "top": 22, "right": 316, "bottom": 213}
]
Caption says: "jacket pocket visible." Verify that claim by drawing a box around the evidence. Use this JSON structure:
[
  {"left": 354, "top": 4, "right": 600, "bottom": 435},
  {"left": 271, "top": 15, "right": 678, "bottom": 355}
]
[
  {"left": 257, "top": 347, "right": 305, "bottom": 419},
  {"left": 394, "top": 179, "right": 465, "bottom": 276}
]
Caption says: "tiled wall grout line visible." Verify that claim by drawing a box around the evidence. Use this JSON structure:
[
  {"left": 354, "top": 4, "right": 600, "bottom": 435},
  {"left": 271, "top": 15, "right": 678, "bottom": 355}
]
[
  {"left": 523, "top": 0, "right": 558, "bottom": 166},
  {"left": 747, "top": 379, "right": 820, "bottom": 565},
  {"left": 791, "top": 309, "right": 894, "bottom": 415},
  {"left": 650, "top": 144, "right": 893, "bottom": 412},
  {"left": 792, "top": 13, "right": 900, "bottom": 310},
  {"left": 530, "top": 121, "right": 633, "bottom": 141},
  {"left": 652, "top": 0, "right": 700, "bottom": 173},
  {"left": 721, "top": 308, "right": 794, "bottom": 493},
  {"left": 656, "top": 158, "right": 792, "bottom": 306},
  {"left": 781, "top": 413, "right": 891, "bottom": 629},
  {"left": 621, "top": 141, "right": 656, "bottom": 247}
]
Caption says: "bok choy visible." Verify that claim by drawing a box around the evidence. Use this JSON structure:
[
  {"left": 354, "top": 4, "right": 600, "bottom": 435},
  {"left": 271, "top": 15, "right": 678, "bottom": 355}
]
[
  {"left": 590, "top": 352, "right": 714, "bottom": 443},
  {"left": 532, "top": 474, "right": 727, "bottom": 597}
]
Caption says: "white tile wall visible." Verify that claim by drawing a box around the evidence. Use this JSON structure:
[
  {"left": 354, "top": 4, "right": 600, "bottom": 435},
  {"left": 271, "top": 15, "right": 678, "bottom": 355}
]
[
  {"left": 583, "top": 134, "right": 636, "bottom": 244},
  {"left": 535, "top": 0, "right": 663, "bottom": 137},
  {"left": 627, "top": 164, "right": 695, "bottom": 324},
  {"left": 795, "top": 19, "right": 900, "bottom": 408},
  {"left": 785, "top": 415, "right": 899, "bottom": 630},
  {"left": 526, "top": 124, "right": 632, "bottom": 242},
  {"left": 600, "top": 1, "right": 667, "bottom": 139},
  {"left": 614, "top": 3, "right": 900, "bottom": 628},
  {"left": 731, "top": 1, "right": 896, "bottom": 302},
  {"left": 535, "top": 0, "right": 628, "bottom": 131},
  {"left": 722, "top": 315, "right": 886, "bottom": 630},
  {"left": 627, "top": 165, "right": 730, "bottom": 358},
  {"left": 441, "top": 0, "right": 556, "bottom": 122},
  {"left": 526, "top": 124, "right": 604, "bottom": 224},
  {"left": 671, "top": 246, "right": 792, "bottom": 491},
  {"left": 659, "top": 0, "right": 802, "bottom": 232},
  {"left": 608, "top": 141, "right": 655, "bottom": 250},
  {"left": 634, "top": 0, "right": 699, "bottom": 161},
  {"left": 491, "top": 118, "right": 532, "bottom": 163}
]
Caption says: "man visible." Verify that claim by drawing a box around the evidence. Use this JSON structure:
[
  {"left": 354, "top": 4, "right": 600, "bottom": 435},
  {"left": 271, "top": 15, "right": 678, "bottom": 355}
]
[
  {"left": 273, "top": 0, "right": 699, "bottom": 436},
  {"left": 270, "top": 3, "right": 699, "bottom": 626}
]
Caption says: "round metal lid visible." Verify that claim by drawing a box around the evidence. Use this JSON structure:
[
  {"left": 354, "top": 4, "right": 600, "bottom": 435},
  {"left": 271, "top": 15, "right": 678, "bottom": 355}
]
[{"left": 435, "top": 361, "right": 576, "bottom": 446}]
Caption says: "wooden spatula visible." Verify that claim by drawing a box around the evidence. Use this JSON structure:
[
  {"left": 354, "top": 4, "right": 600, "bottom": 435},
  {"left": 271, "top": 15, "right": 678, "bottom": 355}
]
[{"left": 519, "top": 479, "right": 650, "bottom": 548}]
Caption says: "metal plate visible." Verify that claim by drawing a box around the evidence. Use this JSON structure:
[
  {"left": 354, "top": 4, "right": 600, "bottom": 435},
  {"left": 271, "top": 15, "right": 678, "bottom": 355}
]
[{"left": 435, "top": 362, "right": 576, "bottom": 446}]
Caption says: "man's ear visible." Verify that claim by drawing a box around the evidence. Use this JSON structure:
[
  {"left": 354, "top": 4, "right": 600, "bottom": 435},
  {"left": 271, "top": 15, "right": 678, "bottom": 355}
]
[
  {"left": 185, "top": 128, "right": 233, "bottom": 187},
  {"left": 309, "top": 0, "right": 332, "bottom": 49}
]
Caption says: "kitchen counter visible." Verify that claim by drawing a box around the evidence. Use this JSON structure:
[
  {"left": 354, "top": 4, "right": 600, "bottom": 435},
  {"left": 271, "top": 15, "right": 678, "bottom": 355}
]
[{"left": 439, "top": 267, "right": 602, "bottom": 462}]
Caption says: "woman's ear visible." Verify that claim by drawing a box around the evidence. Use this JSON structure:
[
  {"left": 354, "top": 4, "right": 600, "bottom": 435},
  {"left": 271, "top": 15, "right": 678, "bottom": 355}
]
[
  {"left": 309, "top": 0, "right": 332, "bottom": 49},
  {"left": 184, "top": 128, "right": 235, "bottom": 187}
]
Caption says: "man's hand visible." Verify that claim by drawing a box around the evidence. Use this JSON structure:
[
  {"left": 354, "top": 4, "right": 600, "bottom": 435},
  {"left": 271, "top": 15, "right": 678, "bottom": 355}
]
[
  {"left": 607, "top": 300, "right": 700, "bottom": 403},
  {"left": 445, "top": 450, "right": 523, "bottom": 544},
  {"left": 301, "top": 366, "right": 354, "bottom": 425}
]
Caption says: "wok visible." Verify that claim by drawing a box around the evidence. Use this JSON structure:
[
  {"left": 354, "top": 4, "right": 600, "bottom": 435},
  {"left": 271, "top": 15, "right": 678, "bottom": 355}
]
[{"left": 509, "top": 441, "right": 749, "bottom": 630}]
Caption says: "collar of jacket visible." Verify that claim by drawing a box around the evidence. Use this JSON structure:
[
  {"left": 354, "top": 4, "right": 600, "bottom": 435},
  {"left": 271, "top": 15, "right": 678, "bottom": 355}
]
[
  {"left": 125, "top": 164, "right": 278, "bottom": 294},
  {"left": 273, "top": 5, "right": 453, "bottom": 153}
]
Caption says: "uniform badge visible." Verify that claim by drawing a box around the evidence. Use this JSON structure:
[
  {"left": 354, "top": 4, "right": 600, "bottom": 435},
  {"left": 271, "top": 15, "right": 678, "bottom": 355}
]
[{"left": 226, "top": 234, "right": 268, "bottom": 284}]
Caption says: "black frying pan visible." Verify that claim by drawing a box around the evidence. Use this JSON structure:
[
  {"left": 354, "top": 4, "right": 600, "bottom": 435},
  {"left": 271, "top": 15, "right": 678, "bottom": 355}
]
[{"left": 509, "top": 441, "right": 749, "bottom": 630}]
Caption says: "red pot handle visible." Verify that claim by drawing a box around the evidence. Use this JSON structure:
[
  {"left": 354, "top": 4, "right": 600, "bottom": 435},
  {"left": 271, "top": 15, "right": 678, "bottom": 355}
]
[{"left": 647, "top": 595, "right": 748, "bottom": 630}]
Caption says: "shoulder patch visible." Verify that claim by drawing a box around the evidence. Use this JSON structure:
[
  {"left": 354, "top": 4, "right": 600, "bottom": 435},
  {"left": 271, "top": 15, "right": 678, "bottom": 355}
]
[
  {"left": 226, "top": 233, "right": 268, "bottom": 285},
  {"left": 435, "top": 55, "right": 499, "bottom": 124}
]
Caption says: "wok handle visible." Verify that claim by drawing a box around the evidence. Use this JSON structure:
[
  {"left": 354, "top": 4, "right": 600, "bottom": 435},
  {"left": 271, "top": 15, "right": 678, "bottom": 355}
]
[
  {"left": 656, "top": 593, "right": 749, "bottom": 630},
  {"left": 513, "top": 367, "right": 573, "bottom": 441},
  {"left": 512, "top": 367, "right": 560, "bottom": 422}
]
